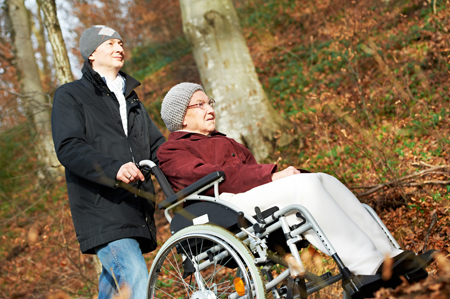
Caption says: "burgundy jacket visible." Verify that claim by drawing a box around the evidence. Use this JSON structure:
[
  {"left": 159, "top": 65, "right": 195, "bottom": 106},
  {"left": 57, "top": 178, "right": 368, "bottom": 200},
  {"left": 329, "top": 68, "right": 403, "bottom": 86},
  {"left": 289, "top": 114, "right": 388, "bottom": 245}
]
[{"left": 157, "top": 131, "right": 277, "bottom": 194}]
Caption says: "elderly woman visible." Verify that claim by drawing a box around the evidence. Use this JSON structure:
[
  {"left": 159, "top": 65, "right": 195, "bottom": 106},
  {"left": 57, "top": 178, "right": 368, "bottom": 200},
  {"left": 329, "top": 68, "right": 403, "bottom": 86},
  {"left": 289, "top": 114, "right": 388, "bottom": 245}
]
[{"left": 157, "top": 83, "right": 434, "bottom": 284}]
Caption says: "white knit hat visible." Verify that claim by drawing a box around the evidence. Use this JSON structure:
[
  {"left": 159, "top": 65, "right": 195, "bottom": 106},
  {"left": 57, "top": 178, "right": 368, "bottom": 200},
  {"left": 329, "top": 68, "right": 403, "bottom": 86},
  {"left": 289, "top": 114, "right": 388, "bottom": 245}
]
[{"left": 161, "top": 83, "right": 205, "bottom": 132}]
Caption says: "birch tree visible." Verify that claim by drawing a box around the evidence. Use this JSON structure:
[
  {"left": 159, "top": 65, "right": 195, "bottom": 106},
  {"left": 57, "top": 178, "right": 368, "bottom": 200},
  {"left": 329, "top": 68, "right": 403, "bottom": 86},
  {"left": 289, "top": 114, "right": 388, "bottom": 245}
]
[
  {"left": 38, "top": 0, "right": 73, "bottom": 85},
  {"left": 7, "top": 0, "right": 60, "bottom": 178},
  {"left": 180, "top": 0, "right": 292, "bottom": 161},
  {"left": 31, "top": 1, "right": 51, "bottom": 87}
]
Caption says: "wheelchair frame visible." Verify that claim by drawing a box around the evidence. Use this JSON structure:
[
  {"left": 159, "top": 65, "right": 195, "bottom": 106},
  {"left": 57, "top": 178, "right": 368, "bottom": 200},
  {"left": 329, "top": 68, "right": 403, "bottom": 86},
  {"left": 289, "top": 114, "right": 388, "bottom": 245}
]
[{"left": 140, "top": 160, "right": 402, "bottom": 299}]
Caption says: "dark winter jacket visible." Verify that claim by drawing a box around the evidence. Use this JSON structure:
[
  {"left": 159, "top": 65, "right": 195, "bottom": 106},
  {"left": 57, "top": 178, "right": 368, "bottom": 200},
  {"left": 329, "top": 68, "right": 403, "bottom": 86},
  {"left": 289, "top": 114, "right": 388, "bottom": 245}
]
[
  {"left": 51, "top": 60, "right": 165, "bottom": 254},
  {"left": 157, "top": 131, "right": 276, "bottom": 194}
]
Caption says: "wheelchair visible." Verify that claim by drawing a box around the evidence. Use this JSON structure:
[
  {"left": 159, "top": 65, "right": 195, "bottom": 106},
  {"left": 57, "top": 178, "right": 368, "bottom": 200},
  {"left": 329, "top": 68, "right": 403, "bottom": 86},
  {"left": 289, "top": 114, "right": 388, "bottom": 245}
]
[{"left": 139, "top": 160, "right": 404, "bottom": 299}]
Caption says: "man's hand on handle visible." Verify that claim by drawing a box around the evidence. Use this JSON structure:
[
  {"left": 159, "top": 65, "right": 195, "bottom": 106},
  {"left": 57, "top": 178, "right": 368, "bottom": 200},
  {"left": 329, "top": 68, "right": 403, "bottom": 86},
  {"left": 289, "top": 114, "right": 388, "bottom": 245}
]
[{"left": 116, "top": 162, "right": 145, "bottom": 183}]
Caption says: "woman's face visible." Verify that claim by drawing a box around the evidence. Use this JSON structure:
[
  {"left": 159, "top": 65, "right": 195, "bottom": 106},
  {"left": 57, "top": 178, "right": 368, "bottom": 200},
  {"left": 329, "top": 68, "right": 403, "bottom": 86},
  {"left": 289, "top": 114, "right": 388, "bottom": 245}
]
[{"left": 182, "top": 90, "right": 216, "bottom": 135}]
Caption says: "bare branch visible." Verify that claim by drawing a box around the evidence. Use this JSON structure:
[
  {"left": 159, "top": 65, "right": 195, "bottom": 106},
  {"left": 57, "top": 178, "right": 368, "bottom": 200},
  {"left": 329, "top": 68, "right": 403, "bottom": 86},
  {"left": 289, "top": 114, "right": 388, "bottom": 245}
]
[
  {"left": 424, "top": 212, "right": 438, "bottom": 252},
  {"left": 411, "top": 161, "right": 436, "bottom": 168},
  {"left": 0, "top": 86, "right": 51, "bottom": 100},
  {"left": 353, "top": 164, "right": 450, "bottom": 197},
  {"left": 0, "top": 86, "right": 24, "bottom": 97},
  {"left": 0, "top": 86, "right": 53, "bottom": 108},
  {"left": 404, "top": 180, "right": 450, "bottom": 187}
]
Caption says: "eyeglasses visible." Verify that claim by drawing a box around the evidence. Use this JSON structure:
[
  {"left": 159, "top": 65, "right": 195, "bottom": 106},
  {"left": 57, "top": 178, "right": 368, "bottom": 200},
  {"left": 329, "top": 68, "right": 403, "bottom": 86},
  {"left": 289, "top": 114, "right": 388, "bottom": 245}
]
[{"left": 187, "top": 99, "right": 215, "bottom": 110}]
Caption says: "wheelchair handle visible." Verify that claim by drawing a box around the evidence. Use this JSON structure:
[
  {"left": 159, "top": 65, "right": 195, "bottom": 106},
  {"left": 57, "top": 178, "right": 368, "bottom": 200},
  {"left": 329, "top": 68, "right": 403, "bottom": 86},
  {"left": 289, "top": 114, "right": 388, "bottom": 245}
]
[{"left": 139, "top": 160, "right": 176, "bottom": 199}]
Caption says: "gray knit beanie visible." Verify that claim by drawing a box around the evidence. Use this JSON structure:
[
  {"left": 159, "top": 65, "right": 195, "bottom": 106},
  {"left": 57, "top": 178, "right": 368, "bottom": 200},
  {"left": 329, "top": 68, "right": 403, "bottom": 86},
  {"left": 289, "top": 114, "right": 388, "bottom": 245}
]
[
  {"left": 79, "top": 25, "right": 122, "bottom": 61},
  {"left": 161, "top": 83, "right": 205, "bottom": 132}
]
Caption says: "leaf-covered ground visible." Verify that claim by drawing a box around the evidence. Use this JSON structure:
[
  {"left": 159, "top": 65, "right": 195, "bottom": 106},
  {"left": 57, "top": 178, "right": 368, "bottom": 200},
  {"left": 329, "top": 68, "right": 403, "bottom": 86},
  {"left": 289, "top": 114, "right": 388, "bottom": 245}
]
[{"left": 1, "top": 0, "right": 449, "bottom": 298}]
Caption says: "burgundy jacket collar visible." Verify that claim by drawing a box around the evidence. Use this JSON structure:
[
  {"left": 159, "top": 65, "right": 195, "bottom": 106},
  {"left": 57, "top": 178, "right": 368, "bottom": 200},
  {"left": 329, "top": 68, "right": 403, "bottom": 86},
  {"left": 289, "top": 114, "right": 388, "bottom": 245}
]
[{"left": 169, "top": 130, "right": 226, "bottom": 141}]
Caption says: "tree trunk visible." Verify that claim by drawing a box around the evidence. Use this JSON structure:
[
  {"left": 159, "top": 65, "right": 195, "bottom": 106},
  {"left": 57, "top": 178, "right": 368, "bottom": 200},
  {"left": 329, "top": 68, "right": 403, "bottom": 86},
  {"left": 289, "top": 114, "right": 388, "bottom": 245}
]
[
  {"left": 38, "top": 0, "right": 74, "bottom": 85},
  {"left": 31, "top": 2, "right": 51, "bottom": 88},
  {"left": 180, "top": 0, "right": 292, "bottom": 162},
  {"left": 7, "top": 0, "right": 60, "bottom": 178}
]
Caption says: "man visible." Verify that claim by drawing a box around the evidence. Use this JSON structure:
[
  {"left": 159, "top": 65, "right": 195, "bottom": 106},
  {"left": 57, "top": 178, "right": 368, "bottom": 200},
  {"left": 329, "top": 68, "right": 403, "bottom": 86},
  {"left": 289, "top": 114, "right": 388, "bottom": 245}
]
[
  {"left": 156, "top": 82, "right": 436, "bottom": 297},
  {"left": 51, "top": 26, "right": 165, "bottom": 298}
]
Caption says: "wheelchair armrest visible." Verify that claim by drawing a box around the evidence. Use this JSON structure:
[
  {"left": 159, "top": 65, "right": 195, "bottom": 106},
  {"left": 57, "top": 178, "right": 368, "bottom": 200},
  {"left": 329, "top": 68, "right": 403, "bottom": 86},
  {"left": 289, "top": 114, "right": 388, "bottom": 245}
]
[{"left": 157, "top": 171, "right": 225, "bottom": 210}]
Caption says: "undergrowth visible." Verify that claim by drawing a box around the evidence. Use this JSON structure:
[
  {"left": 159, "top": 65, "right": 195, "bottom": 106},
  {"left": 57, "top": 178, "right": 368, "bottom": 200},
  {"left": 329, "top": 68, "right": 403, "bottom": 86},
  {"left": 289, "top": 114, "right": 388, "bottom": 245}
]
[{"left": 236, "top": 0, "right": 449, "bottom": 207}]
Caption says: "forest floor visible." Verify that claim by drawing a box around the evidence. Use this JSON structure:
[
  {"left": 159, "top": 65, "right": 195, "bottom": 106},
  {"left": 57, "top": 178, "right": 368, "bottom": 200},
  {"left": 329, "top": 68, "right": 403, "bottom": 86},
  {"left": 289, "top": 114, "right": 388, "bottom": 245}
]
[{"left": 1, "top": 0, "right": 450, "bottom": 298}]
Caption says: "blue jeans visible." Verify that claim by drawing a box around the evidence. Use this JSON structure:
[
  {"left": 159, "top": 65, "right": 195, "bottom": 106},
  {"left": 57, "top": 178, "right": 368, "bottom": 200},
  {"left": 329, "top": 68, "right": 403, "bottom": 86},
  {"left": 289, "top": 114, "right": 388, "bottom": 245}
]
[{"left": 95, "top": 238, "right": 149, "bottom": 299}]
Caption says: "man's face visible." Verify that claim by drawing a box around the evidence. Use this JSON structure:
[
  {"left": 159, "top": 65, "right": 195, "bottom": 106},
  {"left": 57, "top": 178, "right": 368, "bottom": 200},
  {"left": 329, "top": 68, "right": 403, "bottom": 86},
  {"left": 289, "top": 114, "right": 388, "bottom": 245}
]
[
  {"left": 182, "top": 90, "right": 216, "bottom": 135},
  {"left": 89, "top": 38, "right": 125, "bottom": 71}
]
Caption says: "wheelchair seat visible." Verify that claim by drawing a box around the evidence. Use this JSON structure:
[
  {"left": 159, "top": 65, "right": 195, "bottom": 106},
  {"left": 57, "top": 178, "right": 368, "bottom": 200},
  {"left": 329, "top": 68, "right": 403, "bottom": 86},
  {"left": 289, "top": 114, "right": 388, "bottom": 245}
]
[{"left": 170, "top": 201, "right": 241, "bottom": 234}]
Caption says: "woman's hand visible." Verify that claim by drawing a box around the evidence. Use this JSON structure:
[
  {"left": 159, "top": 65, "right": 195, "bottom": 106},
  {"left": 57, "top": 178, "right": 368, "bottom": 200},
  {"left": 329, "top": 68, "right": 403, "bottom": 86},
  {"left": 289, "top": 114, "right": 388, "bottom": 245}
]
[{"left": 271, "top": 166, "right": 300, "bottom": 181}]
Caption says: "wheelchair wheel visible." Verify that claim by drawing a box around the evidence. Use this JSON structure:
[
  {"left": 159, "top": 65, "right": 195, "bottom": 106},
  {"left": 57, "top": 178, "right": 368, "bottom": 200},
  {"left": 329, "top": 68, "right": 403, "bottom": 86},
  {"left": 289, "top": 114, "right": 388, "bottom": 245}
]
[{"left": 147, "top": 224, "right": 266, "bottom": 299}]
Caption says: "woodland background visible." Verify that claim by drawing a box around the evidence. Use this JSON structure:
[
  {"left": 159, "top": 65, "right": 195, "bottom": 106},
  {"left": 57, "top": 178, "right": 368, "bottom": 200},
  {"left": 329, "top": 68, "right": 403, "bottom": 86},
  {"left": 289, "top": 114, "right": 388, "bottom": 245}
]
[{"left": 0, "top": 0, "right": 450, "bottom": 298}]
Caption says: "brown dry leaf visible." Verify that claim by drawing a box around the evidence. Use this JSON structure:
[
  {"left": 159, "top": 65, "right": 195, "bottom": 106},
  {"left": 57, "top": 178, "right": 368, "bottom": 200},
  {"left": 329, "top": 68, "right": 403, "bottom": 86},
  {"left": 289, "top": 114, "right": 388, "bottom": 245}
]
[
  {"left": 27, "top": 226, "right": 39, "bottom": 243},
  {"left": 300, "top": 248, "right": 312, "bottom": 261},
  {"left": 427, "top": 283, "right": 442, "bottom": 291},
  {"left": 46, "top": 291, "right": 70, "bottom": 299},
  {"left": 310, "top": 248, "right": 323, "bottom": 271},
  {"left": 403, "top": 281, "right": 424, "bottom": 294},
  {"left": 300, "top": 248, "right": 313, "bottom": 269},
  {"left": 11, "top": 292, "right": 31, "bottom": 299},
  {"left": 374, "top": 287, "right": 395, "bottom": 298},
  {"left": 313, "top": 254, "right": 323, "bottom": 270},
  {"left": 113, "top": 285, "right": 131, "bottom": 299},
  {"left": 382, "top": 254, "right": 393, "bottom": 281},
  {"left": 435, "top": 253, "right": 450, "bottom": 275},
  {"left": 60, "top": 259, "right": 68, "bottom": 267}
]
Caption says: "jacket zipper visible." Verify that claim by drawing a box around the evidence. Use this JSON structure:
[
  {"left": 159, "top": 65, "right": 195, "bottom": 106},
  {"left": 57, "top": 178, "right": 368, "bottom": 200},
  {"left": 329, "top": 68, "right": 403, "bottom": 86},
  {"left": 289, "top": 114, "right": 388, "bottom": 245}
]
[{"left": 117, "top": 85, "right": 149, "bottom": 229}]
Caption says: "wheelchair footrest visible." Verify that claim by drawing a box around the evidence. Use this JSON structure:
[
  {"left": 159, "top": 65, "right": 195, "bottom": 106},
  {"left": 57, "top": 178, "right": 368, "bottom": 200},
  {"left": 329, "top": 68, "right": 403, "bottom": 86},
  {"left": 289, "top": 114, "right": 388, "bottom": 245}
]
[
  {"left": 404, "top": 267, "right": 428, "bottom": 282},
  {"left": 343, "top": 273, "right": 402, "bottom": 299}
]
